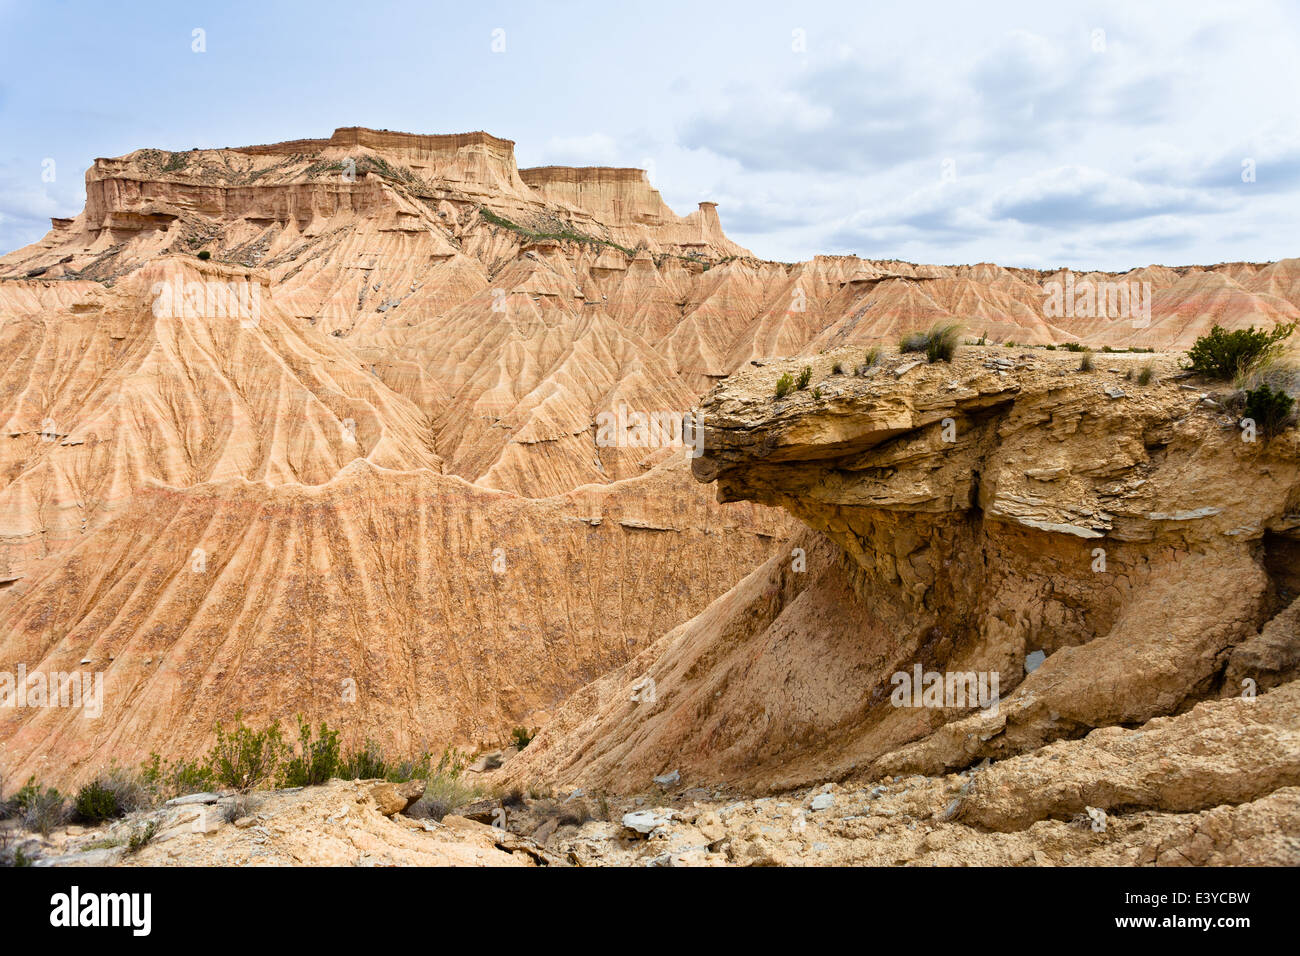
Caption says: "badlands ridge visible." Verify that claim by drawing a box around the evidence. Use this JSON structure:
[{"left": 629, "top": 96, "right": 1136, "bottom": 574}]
[{"left": 0, "top": 128, "right": 1297, "bottom": 865}]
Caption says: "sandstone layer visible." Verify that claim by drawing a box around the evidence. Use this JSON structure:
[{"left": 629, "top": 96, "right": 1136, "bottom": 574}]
[{"left": 502, "top": 346, "right": 1300, "bottom": 864}]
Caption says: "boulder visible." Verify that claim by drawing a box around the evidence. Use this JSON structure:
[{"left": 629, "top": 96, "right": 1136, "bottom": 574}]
[
  {"left": 165, "top": 792, "right": 221, "bottom": 806},
  {"left": 452, "top": 797, "right": 504, "bottom": 824},
  {"left": 622, "top": 808, "right": 672, "bottom": 835},
  {"left": 369, "top": 779, "right": 425, "bottom": 816}
]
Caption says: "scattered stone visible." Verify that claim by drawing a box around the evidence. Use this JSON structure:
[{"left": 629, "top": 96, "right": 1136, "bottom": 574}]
[
  {"left": 653, "top": 770, "right": 680, "bottom": 788},
  {"left": 451, "top": 797, "right": 502, "bottom": 824},
  {"left": 622, "top": 809, "right": 672, "bottom": 835},
  {"left": 809, "top": 793, "right": 834, "bottom": 812},
  {"left": 165, "top": 791, "right": 221, "bottom": 806}
]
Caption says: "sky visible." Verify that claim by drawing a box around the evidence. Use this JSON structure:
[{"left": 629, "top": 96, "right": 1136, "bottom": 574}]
[{"left": 1, "top": 0, "right": 1297, "bottom": 270}]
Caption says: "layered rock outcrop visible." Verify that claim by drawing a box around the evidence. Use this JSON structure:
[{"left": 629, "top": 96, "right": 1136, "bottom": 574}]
[{"left": 505, "top": 347, "right": 1300, "bottom": 825}]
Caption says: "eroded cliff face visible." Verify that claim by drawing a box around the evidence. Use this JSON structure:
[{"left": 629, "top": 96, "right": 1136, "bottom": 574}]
[
  {"left": 696, "top": 347, "right": 1300, "bottom": 774},
  {"left": 504, "top": 346, "right": 1300, "bottom": 813},
  {"left": 4, "top": 127, "right": 1299, "bottom": 815}
]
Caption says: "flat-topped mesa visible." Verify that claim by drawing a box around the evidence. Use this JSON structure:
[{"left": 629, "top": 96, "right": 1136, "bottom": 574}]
[
  {"left": 220, "top": 128, "right": 528, "bottom": 192},
  {"left": 62, "top": 130, "right": 750, "bottom": 259},
  {"left": 521, "top": 165, "right": 750, "bottom": 258},
  {"left": 37, "top": 127, "right": 535, "bottom": 251},
  {"left": 521, "top": 166, "right": 673, "bottom": 227},
  {"left": 325, "top": 127, "right": 529, "bottom": 193}
]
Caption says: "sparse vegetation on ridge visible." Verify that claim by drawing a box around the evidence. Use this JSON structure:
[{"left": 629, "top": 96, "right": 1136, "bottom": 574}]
[
  {"left": 1187, "top": 322, "right": 1295, "bottom": 380},
  {"left": 1243, "top": 383, "right": 1296, "bottom": 436},
  {"left": 478, "top": 206, "right": 637, "bottom": 258},
  {"left": 901, "top": 323, "right": 961, "bottom": 363}
]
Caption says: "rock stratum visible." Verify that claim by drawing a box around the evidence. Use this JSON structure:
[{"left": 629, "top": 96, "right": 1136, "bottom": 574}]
[
  {"left": 1, "top": 128, "right": 1298, "bottom": 868},
  {"left": 503, "top": 347, "right": 1300, "bottom": 864}
]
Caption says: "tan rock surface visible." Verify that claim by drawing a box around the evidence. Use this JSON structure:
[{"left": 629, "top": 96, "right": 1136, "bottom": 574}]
[
  {"left": 504, "top": 346, "right": 1300, "bottom": 866},
  {"left": 118, "top": 780, "right": 538, "bottom": 867},
  {"left": 0, "top": 459, "right": 783, "bottom": 788}
]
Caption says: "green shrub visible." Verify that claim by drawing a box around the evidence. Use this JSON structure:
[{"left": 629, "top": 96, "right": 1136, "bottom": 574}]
[
  {"left": 220, "top": 795, "right": 254, "bottom": 824},
  {"left": 138, "top": 752, "right": 212, "bottom": 801},
  {"left": 1079, "top": 352, "right": 1095, "bottom": 372},
  {"left": 126, "top": 820, "right": 157, "bottom": 854},
  {"left": 208, "top": 713, "right": 286, "bottom": 791},
  {"left": 1062, "top": 342, "right": 1089, "bottom": 352},
  {"left": 384, "top": 745, "right": 467, "bottom": 785},
  {"left": 899, "top": 331, "right": 927, "bottom": 352},
  {"left": 558, "top": 804, "right": 592, "bottom": 828},
  {"left": 1137, "top": 363, "right": 1155, "bottom": 386},
  {"left": 1187, "top": 323, "right": 1295, "bottom": 380},
  {"left": 339, "top": 740, "right": 389, "bottom": 780},
  {"left": 859, "top": 347, "right": 882, "bottom": 373},
  {"left": 385, "top": 755, "right": 433, "bottom": 783},
  {"left": 196, "top": 250, "right": 211, "bottom": 261},
  {"left": 831, "top": 362, "right": 843, "bottom": 375},
  {"left": 73, "top": 780, "right": 123, "bottom": 824},
  {"left": 510, "top": 727, "right": 534, "bottom": 750},
  {"left": 775, "top": 372, "right": 795, "bottom": 399},
  {"left": 14, "top": 777, "right": 66, "bottom": 835},
  {"left": 1243, "top": 384, "right": 1295, "bottom": 437},
  {"left": 902, "top": 323, "right": 961, "bottom": 363},
  {"left": 433, "top": 745, "right": 467, "bottom": 778},
  {"left": 405, "top": 752, "right": 485, "bottom": 822},
  {"left": 423, "top": 773, "right": 484, "bottom": 819},
  {"left": 280, "top": 717, "right": 341, "bottom": 788},
  {"left": 796, "top": 366, "right": 812, "bottom": 390}
]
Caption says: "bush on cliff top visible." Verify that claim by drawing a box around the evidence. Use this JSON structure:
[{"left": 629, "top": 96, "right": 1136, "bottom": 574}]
[
  {"left": 900, "top": 323, "right": 961, "bottom": 363},
  {"left": 1188, "top": 323, "right": 1294, "bottom": 380}
]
